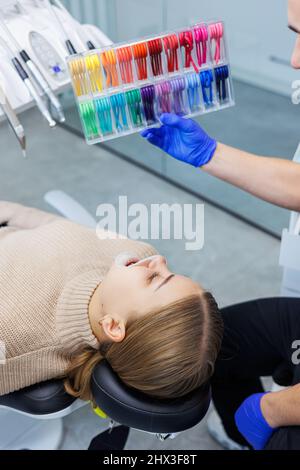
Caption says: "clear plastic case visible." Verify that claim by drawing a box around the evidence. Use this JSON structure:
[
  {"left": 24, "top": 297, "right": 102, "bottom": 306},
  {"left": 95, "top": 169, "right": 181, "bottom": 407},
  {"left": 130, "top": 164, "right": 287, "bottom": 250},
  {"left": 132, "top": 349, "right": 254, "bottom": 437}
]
[{"left": 67, "top": 20, "right": 235, "bottom": 145}]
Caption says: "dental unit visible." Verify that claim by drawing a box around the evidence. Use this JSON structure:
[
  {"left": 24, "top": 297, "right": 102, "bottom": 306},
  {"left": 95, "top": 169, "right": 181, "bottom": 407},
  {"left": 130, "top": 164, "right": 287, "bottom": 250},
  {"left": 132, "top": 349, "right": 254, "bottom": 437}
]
[
  {"left": 0, "top": 36, "right": 56, "bottom": 128},
  {"left": 0, "top": 81, "right": 26, "bottom": 157},
  {"left": 0, "top": 10, "right": 65, "bottom": 123},
  {"left": 0, "top": 0, "right": 111, "bottom": 156},
  {"left": 43, "top": 0, "right": 77, "bottom": 55},
  {"left": 51, "top": 0, "right": 97, "bottom": 51}
]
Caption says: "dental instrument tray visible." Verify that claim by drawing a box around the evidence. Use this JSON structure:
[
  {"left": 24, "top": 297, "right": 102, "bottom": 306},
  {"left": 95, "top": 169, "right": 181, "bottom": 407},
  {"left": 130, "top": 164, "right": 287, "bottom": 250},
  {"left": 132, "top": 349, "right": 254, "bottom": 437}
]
[{"left": 67, "top": 20, "right": 235, "bottom": 144}]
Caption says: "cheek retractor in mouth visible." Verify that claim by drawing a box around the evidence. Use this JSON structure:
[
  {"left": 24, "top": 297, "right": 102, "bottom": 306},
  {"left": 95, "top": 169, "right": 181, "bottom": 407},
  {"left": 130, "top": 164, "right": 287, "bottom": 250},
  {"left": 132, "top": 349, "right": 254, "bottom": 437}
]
[
  {"left": 114, "top": 253, "right": 140, "bottom": 267},
  {"left": 129, "top": 255, "right": 161, "bottom": 267},
  {"left": 114, "top": 253, "right": 161, "bottom": 268}
]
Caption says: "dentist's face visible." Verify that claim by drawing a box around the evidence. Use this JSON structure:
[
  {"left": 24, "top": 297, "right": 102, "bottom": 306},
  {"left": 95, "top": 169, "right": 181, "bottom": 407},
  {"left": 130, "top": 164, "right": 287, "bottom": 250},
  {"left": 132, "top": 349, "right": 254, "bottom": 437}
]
[{"left": 288, "top": 0, "right": 300, "bottom": 68}]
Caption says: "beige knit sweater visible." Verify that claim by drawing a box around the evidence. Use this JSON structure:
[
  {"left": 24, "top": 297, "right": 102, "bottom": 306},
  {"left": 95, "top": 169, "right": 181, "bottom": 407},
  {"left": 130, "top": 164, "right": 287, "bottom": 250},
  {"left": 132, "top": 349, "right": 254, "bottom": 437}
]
[{"left": 0, "top": 202, "right": 157, "bottom": 396}]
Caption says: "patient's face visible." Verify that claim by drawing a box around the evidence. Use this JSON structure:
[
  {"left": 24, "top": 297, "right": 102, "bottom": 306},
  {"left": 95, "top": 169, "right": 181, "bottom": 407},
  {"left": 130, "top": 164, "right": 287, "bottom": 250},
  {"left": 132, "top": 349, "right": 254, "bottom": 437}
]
[
  {"left": 288, "top": 0, "right": 300, "bottom": 68},
  {"left": 99, "top": 254, "right": 202, "bottom": 323}
]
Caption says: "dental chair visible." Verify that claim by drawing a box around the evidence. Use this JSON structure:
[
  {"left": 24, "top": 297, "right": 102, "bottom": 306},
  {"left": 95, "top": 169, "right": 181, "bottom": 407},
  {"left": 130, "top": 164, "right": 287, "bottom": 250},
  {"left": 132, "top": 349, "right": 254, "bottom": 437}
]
[{"left": 0, "top": 191, "right": 211, "bottom": 450}]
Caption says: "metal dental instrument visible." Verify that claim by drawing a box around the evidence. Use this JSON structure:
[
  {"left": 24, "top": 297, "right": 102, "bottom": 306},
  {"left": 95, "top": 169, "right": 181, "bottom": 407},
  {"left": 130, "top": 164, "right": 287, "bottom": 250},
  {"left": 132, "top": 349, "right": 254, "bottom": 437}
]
[
  {"left": 0, "top": 12, "right": 65, "bottom": 122},
  {"left": 0, "top": 37, "right": 56, "bottom": 127},
  {"left": 43, "top": 0, "right": 77, "bottom": 55},
  {"left": 0, "top": 82, "right": 26, "bottom": 157}
]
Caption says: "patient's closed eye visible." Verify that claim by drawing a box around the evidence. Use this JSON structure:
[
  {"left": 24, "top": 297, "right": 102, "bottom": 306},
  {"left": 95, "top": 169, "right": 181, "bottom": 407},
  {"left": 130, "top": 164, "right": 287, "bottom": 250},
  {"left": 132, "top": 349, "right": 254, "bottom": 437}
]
[{"left": 147, "top": 272, "right": 160, "bottom": 283}]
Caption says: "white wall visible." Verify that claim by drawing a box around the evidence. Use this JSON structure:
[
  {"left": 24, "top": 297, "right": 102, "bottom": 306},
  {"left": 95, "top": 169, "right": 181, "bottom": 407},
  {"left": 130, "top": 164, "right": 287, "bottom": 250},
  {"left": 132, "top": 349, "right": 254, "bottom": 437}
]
[
  {"left": 98, "top": 0, "right": 166, "bottom": 41},
  {"left": 62, "top": 0, "right": 109, "bottom": 36},
  {"left": 66, "top": 0, "right": 299, "bottom": 96}
]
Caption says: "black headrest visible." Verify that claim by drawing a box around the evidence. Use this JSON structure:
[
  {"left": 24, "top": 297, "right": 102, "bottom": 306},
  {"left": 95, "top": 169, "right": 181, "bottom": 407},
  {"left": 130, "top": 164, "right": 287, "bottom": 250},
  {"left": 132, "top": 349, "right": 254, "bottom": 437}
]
[
  {"left": 0, "top": 380, "right": 76, "bottom": 415},
  {"left": 91, "top": 360, "right": 211, "bottom": 434}
]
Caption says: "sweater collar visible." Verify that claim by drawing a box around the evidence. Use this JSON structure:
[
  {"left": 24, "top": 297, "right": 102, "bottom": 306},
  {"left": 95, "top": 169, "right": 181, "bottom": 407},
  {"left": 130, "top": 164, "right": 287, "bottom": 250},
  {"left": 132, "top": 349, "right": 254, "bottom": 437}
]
[{"left": 55, "top": 270, "right": 103, "bottom": 354}]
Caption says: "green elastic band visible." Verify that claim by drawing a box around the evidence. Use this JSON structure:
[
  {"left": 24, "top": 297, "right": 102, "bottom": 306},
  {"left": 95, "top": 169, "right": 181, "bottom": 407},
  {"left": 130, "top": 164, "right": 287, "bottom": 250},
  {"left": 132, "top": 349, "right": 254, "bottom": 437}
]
[
  {"left": 79, "top": 101, "right": 98, "bottom": 139},
  {"left": 125, "top": 89, "right": 143, "bottom": 127}
]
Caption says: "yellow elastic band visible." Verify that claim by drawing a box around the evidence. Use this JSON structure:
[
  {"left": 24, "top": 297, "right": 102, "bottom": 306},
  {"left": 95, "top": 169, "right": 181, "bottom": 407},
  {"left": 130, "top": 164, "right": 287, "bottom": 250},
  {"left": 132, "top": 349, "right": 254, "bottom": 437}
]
[{"left": 93, "top": 405, "right": 108, "bottom": 419}]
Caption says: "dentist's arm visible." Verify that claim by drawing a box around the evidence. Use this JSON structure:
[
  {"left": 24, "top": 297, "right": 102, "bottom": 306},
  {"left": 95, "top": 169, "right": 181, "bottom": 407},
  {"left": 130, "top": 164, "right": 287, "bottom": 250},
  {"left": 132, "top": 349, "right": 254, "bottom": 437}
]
[
  {"left": 261, "top": 384, "right": 300, "bottom": 428},
  {"left": 235, "top": 384, "right": 300, "bottom": 450},
  {"left": 141, "top": 114, "right": 300, "bottom": 212},
  {"left": 204, "top": 143, "right": 300, "bottom": 212}
]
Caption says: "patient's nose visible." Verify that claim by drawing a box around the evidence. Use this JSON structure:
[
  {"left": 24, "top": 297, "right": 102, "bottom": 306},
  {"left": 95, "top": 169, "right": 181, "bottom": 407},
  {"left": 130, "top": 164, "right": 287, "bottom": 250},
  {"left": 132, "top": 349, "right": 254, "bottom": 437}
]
[
  {"left": 149, "top": 255, "right": 169, "bottom": 272},
  {"left": 291, "top": 37, "right": 300, "bottom": 69},
  {"left": 134, "top": 255, "right": 170, "bottom": 273}
]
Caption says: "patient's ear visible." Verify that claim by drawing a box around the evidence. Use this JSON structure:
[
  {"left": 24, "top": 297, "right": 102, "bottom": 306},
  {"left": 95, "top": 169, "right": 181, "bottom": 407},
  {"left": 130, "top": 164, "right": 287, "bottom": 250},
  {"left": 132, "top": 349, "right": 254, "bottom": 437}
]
[{"left": 100, "top": 316, "right": 126, "bottom": 343}]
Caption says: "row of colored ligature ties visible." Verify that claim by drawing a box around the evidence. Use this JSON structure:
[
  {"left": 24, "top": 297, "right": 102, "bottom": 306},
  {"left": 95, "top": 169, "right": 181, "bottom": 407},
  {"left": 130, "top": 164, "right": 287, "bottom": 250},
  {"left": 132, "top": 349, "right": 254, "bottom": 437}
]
[
  {"left": 68, "top": 22, "right": 233, "bottom": 142},
  {"left": 77, "top": 67, "right": 230, "bottom": 140},
  {"left": 69, "top": 22, "right": 226, "bottom": 95}
]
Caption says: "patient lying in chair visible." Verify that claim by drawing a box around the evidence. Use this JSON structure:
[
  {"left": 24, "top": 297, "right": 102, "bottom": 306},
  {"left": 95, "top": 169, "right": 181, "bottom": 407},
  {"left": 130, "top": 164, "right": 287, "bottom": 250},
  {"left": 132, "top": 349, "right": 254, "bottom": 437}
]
[{"left": 0, "top": 202, "right": 223, "bottom": 402}]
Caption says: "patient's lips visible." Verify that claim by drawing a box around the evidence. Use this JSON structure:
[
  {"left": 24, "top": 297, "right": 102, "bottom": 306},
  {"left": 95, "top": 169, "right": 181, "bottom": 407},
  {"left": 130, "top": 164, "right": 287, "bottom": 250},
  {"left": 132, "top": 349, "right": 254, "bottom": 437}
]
[
  {"left": 114, "top": 252, "right": 140, "bottom": 267},
  {"left": 126, "top": 258, "right": 140, "bottom": 267}
]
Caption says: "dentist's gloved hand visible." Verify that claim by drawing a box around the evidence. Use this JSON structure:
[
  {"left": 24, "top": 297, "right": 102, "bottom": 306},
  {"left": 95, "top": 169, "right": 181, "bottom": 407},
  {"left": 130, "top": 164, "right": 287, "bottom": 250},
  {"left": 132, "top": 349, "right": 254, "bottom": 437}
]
[
  {"left": 140, "top": 113, "right": 217, "bottom": 168},
  {"left": 235, "top": 393, "right": 277, "bottom": 450}
]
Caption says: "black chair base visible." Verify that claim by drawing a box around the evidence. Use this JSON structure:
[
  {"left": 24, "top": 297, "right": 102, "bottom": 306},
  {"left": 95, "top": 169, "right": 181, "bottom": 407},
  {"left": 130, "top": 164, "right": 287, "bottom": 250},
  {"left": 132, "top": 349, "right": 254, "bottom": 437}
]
[{"left": 88, "top": 426, "right": 130, "bottom": 451}]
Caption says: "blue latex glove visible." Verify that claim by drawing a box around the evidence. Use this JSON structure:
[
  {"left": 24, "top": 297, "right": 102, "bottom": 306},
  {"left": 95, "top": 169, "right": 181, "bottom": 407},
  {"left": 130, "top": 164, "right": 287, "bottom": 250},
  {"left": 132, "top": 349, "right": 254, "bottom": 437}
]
[
  {"left": 235, "top": 393, "right": 276, "bottom": 450},
  {"left": 140, "top": 113, "right": 217, "bottom": 168}
]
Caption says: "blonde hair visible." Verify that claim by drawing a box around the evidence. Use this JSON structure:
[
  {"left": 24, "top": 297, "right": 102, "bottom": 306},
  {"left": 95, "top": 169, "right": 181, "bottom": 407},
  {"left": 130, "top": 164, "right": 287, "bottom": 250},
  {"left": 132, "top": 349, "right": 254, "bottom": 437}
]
[{"left": 64, "top": 292, "right": 223, "bottom": 403}]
